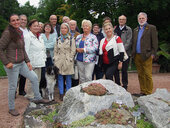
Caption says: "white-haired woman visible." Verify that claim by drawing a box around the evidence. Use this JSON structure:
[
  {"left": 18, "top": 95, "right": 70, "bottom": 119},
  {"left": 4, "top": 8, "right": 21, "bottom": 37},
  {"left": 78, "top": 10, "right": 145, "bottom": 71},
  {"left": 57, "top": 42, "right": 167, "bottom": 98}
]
[
  {"left": 99, "top": 22, "right": 125, "bottom": 81},
  {"left": 76, "top": 19, "right": 98, "bottom": 84},
  {"left": 54, "top": 23, "right": 76, "bottom": 101}
]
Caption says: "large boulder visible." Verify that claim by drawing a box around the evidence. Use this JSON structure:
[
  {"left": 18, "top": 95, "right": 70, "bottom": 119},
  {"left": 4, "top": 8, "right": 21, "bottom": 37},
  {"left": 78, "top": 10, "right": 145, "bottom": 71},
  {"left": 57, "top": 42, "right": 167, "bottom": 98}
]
[
  {"left": 137, "top": 88, "right": 170, "bottom": 128},
  {"left": 57, "top": 79, "right": 135, "bottom": 124}
]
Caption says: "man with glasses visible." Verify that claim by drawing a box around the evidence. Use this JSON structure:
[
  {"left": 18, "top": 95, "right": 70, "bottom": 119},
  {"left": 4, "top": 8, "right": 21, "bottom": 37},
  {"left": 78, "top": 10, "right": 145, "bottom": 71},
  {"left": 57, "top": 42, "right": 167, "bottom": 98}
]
[
  {"left": 49, "top": 15, "right": 60, "bottom": 37},
  {"left": 114, "top": 15, "right": 132, "bottom": 90},
  {"left": 132, "top": 12, "right": 158, "bottom": 96}
]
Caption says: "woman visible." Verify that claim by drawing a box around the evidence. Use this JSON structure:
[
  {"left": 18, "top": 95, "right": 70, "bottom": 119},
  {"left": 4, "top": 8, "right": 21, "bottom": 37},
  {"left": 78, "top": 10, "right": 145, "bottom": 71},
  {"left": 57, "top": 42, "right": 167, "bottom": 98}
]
[
  {"left": 0, "top": 14, "right": 48, "bottom": 116},
  {"left": 24, "top": 19, "right": 47, "bottom": 99},
  {"left": 54, "top": 23, "right": 76, "bottom": 101},
  {"left": 99, "top": 22, "right": 125, "bottom": 80},
  {"left": 76, "top": 19, "right": 98, "bottom": 84},
  {"left": 40, "top": 23, "right": 57, "bottom": 66}
]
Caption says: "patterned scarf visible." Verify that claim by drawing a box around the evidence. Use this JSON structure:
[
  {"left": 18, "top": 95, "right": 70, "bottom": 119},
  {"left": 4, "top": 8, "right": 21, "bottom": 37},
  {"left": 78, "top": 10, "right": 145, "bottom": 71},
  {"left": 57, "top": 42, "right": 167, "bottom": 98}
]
[{"left": 60, "top": 33, "right": 69, "bottom": 43}]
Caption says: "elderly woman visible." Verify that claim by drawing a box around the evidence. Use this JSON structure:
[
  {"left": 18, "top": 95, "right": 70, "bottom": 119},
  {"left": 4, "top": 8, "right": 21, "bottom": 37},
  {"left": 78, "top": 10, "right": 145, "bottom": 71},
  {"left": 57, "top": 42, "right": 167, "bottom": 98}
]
[
  {"left": 76, "top": 19, "right": 98, "bottom": 84},
  {"left": 99, "top": 22, "right": 125, "bottom": 81},
  {"left": 0, "top": 14, "right": 48, "bottom": 116},
  {"left": 24, "top": 19, "right": 47, "bottom": 99},
  {"left": 54, "top": 23, "right": 76, "bottom": 101}
]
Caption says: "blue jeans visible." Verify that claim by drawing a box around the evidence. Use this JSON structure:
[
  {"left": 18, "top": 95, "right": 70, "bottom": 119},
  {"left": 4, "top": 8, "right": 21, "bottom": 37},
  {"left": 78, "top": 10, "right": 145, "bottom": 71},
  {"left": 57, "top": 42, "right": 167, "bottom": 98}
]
[
  {"left": 58, "top": 74, "right": 72, "bottom": 94},
  {"left": 4, "top": 62, "right": 42, "bottom": 110}
]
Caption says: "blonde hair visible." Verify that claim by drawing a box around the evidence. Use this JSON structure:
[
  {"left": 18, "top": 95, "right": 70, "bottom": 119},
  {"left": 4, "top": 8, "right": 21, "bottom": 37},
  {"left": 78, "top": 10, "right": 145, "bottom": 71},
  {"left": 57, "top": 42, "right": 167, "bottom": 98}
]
[
  {"left": 60, "top": 23, "right": 70, "bottom": 34},
  {"left": 81, "top": 19, "right": 92, "bottom": 28},
  {"left": 102, "top": 22, "right": 113, "bottom": 29}
]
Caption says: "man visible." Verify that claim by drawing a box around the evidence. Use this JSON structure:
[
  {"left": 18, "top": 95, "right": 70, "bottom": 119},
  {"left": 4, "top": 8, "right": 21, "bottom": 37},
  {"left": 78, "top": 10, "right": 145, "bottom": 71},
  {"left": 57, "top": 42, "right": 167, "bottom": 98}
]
[
  {"left": 132, "top": 12, "right": 158, "bottom": 96},
  {"left": 114, "top": 15, "right": 132, "bottom": 90},
  {"left": 18, "top": 14, "right": 29, "bottom": 96},
  {"left": 92, "top": 24, "right": 104, "bottom": 80},
  {"left": 49, "top": 15, "right": 60, "bottom": 37},
  {"left": 63, "top": 16, "right": 80, "bottom": 32},
  {"left": 69, "top": 20, "right": 80, "bottom": 87}
]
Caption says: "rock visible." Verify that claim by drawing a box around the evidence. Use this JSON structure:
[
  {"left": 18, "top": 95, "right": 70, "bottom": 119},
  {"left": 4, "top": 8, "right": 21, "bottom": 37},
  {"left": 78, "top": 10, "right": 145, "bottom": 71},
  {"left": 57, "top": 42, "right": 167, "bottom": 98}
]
[
  {"left": 57, "top": 79, "right": 135, "bottom": 124},
  {"left": 137, "top": 88, "right": 170, "bottom": 128},
  {"left": 82, "top": 124, "right": 133, "bottom": 128}
]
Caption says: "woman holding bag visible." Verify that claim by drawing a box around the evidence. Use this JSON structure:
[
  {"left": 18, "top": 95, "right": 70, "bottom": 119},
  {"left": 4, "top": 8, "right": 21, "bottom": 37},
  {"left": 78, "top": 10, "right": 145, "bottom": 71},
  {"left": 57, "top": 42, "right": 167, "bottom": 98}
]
[{"left": 99, "top": 22, "right": 125, "bottom": 81}]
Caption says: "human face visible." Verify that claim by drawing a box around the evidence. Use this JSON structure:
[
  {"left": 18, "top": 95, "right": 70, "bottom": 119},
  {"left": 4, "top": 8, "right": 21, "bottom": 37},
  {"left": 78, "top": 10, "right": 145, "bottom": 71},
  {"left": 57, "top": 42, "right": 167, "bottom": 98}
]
[
  {"left": 82, "top": 23, "right": 91, "bottom": 34},
  {"left": 49, "top": 15, "right": 57, "bottom": 26},
  {"left": 39, "top": 24, "right": 44, "bottom": 33},
  {"left": 104, "top": 25, "right": 113, "bottom": 37},
  {"left": 63, "top": 17, "right": 70, "bottom": 23},
  {"left": 93, "top": 25, "right": 100, "bottom": 34},
  {"left": 20, "top": 16, "right": 27, "bottom": 28},
  {"left": 10, "top": 15, "right": 20, "bottom": 29},
  {"left": 119, "top": 16, "right": 126, "bottom": 26},
  {"left": 69, "top": 22, "right": 76, "bottom": 31},
  {"left": 61, "top": 24, "right": 69, "bottom": 35},
  {"left": 44, "top": 24, "right": 52, "bottom": 33},
  {"left": 29, "top": 21, "right": 39, "bottom": 35},
  {"left": 138, "top": 14, "right": 147, "bottom": 26}
]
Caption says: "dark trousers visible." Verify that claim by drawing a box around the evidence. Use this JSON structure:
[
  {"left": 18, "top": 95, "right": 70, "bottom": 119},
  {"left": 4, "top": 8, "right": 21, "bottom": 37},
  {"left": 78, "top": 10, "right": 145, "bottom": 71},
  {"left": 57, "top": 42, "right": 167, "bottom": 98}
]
[
  {"left": 40, "top": 57, "right": 53, "bottom": 90},
  {"left": 92, "top": 64, "right": 104, "bottom": 80},
  {"left": 103, "top": 61, "right": 119, "bottom": 81},
  {"left": 72, "top": 78, "right": 79, "bottom": 87},
  {"left": 114, "top": 58, "right": 130, "bottom": 87},
  {"left": 18, "top": 75, "right": 26, "bottom": 94}
]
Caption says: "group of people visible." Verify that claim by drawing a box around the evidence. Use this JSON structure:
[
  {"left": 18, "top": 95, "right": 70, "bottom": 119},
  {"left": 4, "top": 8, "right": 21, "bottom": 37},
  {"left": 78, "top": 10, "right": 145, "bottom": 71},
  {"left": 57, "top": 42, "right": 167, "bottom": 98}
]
[{"left": 0, "top": 12, "right": 158, "bottom": 116}]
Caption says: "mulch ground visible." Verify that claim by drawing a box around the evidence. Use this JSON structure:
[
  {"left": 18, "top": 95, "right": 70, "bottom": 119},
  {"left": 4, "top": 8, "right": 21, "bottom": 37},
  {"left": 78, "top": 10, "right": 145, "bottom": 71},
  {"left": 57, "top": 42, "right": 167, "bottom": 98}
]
[{"left": 0, "top": 72, "right": 170, "bottom": 128}]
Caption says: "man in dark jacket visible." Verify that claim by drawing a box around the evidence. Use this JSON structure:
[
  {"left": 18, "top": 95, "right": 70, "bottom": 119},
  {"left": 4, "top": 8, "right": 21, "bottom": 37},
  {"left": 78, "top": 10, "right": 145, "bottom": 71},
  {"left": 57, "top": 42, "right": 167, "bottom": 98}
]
[
  {"left": 92, "top": 24, "right": 104, "bottom": 80},
  {"left": 114, "top": 15, "right": 132, "bottom": 90},
  {"left": 132, "top": 12, "right": 158, "bottom": 96}
]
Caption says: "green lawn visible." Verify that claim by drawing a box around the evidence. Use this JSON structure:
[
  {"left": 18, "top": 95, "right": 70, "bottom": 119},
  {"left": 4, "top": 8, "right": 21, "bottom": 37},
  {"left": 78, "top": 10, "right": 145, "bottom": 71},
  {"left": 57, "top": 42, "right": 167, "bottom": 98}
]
[{"left": 0, "top": 61, "right": 6, "bottom": 76}]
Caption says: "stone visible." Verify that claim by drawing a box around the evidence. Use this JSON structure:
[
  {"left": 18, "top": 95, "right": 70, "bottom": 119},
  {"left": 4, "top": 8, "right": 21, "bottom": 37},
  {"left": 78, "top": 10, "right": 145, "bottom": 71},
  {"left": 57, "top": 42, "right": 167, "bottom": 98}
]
[
  {"left": 137, "top": 88, "right": 170, "bottom": 128},
  {"left": 57, "top": 79, "right": 135, "bottom": 124}
]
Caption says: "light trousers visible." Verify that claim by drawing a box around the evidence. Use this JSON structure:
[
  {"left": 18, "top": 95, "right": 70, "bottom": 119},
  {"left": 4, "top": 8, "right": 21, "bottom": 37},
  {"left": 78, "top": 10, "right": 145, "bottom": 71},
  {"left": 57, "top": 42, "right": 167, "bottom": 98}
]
[
  {"left": 4, "top": 62, "right": 42, "bottom": 110},
  {"left": 135, "top": 54, "right": 153, "bottom": 94},
  {"left": 77, "top": 61, "right": 95, "bottom": 84}
]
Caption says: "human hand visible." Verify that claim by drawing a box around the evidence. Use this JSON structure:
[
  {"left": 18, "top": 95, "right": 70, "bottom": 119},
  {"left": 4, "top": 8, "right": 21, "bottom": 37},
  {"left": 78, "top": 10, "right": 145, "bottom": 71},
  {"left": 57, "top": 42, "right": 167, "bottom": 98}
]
[
  {"left": 6, "top": 63, "right": 13, "bottom": 69},
  {"left": 118, "top": 61, "right": 123, "bottom": 70},
  {"left": 76, "top": 48, "right": 84, "bottom": 53},
  {"left": 27, "top": 62, "right": 32, "bottom": 71}
]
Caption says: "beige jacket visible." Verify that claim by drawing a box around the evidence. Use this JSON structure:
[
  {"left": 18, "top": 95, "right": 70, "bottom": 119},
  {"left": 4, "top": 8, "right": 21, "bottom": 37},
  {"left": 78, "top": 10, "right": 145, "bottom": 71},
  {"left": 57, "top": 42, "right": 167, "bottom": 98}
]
[{"left": 54, "top": 36, "right": 76, "bottom": 75}]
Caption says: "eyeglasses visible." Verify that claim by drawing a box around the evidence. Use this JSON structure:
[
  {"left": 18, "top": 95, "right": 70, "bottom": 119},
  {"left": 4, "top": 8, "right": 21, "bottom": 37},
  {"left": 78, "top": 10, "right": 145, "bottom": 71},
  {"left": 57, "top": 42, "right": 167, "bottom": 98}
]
[{"left": 119, "top": 19, "right": 126, "bottom": 20}]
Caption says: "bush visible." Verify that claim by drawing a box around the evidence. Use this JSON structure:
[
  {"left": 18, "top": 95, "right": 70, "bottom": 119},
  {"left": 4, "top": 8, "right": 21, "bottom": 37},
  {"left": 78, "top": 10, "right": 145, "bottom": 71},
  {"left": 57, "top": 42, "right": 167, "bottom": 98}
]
[{"left": 0, "top": 61, "right": 6, "bottom": 76}]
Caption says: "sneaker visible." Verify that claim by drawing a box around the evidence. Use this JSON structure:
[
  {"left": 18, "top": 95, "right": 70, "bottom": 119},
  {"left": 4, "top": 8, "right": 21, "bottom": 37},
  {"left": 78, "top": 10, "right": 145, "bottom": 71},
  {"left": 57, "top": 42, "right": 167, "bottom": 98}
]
[
  {"left": 9, "top": 109, "right": 20, "bottom": 116},
  {"left": 60, "top": 94, "right": 64, "bottom": 101},
  {"left": 19, "top": 91, "right": 26, "bottom": 96},
  {"left": 33, "top": 99, "right": 50, "bottom": 104}
]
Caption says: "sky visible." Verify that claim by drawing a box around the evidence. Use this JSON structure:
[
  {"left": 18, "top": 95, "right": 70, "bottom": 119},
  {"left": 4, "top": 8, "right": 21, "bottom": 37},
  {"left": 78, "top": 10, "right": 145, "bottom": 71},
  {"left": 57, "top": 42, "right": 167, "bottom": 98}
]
[{"left": 17, "top": 0, "right": 40, "bottom": 7}]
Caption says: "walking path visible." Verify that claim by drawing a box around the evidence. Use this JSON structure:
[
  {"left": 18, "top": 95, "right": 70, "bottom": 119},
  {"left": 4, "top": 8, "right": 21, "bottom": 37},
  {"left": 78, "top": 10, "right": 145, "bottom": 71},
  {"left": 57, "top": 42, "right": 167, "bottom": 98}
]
[{"left": 0, "top": 72, "right": 170, "bottom": 128}]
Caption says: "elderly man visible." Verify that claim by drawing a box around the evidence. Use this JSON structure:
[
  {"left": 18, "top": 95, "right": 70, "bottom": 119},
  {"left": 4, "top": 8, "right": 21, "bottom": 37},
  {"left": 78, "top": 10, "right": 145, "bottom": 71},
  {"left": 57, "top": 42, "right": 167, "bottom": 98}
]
[
  {"left": 18, "top": 14, "right": 29, "bottom": 96},
  {"left": 132, "top": 12, "right": 158, "bottom": 96},
  {"left": 49, "top": 14, "right": 60, "bottom": 37},
  {"left": 68, "top": 20, "right": 80, "bottom": 87},
  {"left": 114, "top": 15, "right": 132, "bottom": 90}
]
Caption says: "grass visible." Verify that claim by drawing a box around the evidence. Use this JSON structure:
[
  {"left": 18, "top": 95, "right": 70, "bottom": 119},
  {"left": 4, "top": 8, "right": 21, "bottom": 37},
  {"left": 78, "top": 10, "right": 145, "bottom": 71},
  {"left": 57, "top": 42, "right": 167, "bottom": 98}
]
[
  {"left": 0, "top": 60, "right": 6, "bottom": 76},
  {"left": 42, "top": 110, "right": 58, "bottom": 123}
]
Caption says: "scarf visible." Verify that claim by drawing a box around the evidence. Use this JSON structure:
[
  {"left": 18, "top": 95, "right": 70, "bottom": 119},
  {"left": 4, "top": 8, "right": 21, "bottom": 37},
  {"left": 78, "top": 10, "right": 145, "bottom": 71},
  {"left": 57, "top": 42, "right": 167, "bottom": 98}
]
[{"left": 60, "top": 33, "right": 69, "bottom": 43}]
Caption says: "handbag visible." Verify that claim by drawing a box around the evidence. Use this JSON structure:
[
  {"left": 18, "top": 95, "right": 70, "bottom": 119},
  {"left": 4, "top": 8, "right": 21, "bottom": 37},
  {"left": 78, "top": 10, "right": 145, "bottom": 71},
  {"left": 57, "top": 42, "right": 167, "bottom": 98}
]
[{"left": 123, "top": 51, "right": 128, "bottom": 61}]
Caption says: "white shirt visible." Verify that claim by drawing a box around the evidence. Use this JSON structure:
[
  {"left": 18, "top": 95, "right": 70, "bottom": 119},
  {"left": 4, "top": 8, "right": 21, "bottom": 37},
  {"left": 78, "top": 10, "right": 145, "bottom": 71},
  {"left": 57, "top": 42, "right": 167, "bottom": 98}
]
[{"left": 19, "top": 27, "right": 29, "bottom": 37}]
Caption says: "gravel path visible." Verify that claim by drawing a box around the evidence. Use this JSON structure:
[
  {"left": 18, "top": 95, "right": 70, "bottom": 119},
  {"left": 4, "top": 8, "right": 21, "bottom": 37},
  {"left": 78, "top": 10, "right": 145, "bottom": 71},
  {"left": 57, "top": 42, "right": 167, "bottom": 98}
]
[{"left": 0, "top": 72, "right": 170, "bottom": 128}]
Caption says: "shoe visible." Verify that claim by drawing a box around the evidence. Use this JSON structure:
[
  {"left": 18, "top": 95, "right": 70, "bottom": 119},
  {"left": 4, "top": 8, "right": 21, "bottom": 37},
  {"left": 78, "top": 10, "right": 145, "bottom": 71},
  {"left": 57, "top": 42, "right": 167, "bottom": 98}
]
[
  {"left": 33, "top": 99, "right": 50, "bottom": 104},
  {"left": 132, "top": 93, "right": 146, "bottom": 97},
  {"left": 122, "top": 85, "right": 128, "bottom": 90},
  {"left": 19, "top": 91, "right": 26, "bottom": 96},
  {"left": 60, "top": 94, "right": 64, "bottom": 101},
  {"left": 9, "top": 109, "right": 20, "bottom": 116}
]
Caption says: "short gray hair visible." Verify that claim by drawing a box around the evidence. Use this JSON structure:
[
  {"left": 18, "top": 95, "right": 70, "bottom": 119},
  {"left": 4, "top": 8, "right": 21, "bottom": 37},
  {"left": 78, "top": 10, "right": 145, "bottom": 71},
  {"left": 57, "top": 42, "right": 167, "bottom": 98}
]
[
  {"left": 69, "top": 20, "right": 77, "bottom": 25},
  {"left": 81, "top": 19, "right": 92, "bottom": 28},
  {"left": 138, "top": 12, "right": 147, "bottom": 19},
  {"left": 19, "top": 14, "right": 27, "bottom": 19},
  {"left": 60, "top": 23, "right": 70, "bottom": 34}
]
